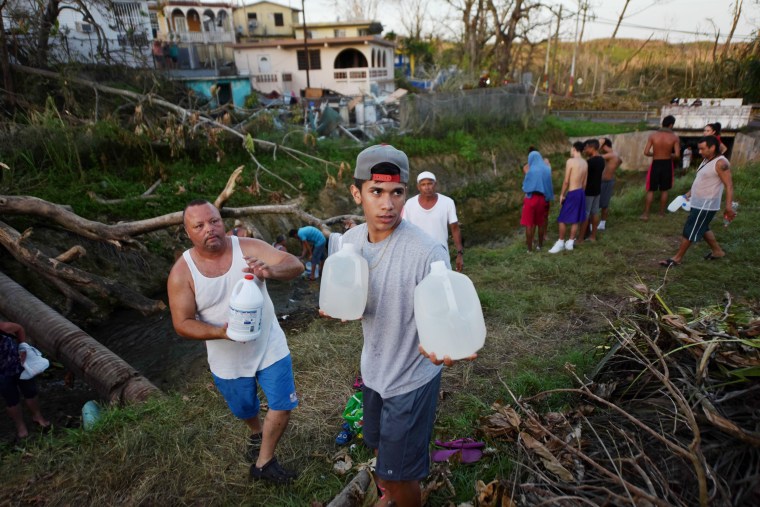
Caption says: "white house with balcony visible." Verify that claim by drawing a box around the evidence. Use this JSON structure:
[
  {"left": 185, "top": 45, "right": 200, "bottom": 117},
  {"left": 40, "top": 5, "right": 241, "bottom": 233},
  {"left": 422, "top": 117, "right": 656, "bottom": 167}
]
[
  {"left": 148, "top": 0, "right": 236, "bottom": 70},
  {"left": 232, "top": 35, "right": 395, "bottom": 97}
]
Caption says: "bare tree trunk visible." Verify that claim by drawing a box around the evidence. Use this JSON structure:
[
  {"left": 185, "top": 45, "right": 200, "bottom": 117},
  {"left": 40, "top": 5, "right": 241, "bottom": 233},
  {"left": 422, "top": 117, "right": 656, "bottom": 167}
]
[
  {"left": 610, "top": 0, "right": 631, "bottom": 41},
  {"left": 720, "top": 0, "right": 743, "bottom": 60},
  {"left": 0, "top": 0, "right": 14, "bottom": 102},
  {"left": 0, "top": 271, "right": 162, "bottom": 404}
]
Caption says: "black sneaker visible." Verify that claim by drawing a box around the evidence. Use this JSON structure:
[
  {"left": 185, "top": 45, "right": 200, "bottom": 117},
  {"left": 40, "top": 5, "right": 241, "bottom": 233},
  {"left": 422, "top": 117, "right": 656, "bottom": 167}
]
[
  {"left": 246, "top": 433, "right": 262, "bottom": 462},
  {"left": 250, "top": 457, "right": 298, "bottom": 484}
]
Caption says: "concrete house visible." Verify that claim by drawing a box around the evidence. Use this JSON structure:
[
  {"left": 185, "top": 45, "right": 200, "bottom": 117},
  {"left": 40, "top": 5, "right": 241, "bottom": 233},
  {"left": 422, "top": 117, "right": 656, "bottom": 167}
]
[
  {"left": 147, "top": 0, "right": 236, "bottom": 71},
  {"left": 232, "top": 0, "right": 301, "bottom": 42},
  {"left": 232, "top": 19, "right": 395, "bottom": 97}
]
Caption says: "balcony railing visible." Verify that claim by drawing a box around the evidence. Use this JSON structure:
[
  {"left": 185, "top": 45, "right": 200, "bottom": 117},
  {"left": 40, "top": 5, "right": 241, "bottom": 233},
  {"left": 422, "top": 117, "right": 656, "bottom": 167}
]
[
  {"left": 175, "top": 31, "right": 235, "bottom": 44},
  {"left": 334, "top": 67, "right": 389, "bottom": 83}
]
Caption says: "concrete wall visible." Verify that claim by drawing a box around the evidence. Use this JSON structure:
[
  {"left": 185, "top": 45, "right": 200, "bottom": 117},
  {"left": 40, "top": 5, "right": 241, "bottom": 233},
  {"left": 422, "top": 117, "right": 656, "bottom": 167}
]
[
  {"left": 569, "top": 131, "right": 655, "bottom": 172},
  {"left": 568, "top": 130, "right": 760, "bottom": 171},
  {"left": 731, "top": 131, "right": 760, "bottom": 167}
]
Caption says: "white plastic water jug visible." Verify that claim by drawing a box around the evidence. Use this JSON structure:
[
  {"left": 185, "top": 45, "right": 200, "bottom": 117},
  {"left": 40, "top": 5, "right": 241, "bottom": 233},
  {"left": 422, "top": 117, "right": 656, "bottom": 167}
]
[
  {"left": 319, "top": 243, "right": 369, "bottom": 320},
  {"left": 414, "top": 261, "right": 486, "bottom": 360},
  {"left": 668, "top": 195, "right": 691, "bottom": 212},
  {"left": 227, "top": 274, "right": 264, "bottom": 342}
]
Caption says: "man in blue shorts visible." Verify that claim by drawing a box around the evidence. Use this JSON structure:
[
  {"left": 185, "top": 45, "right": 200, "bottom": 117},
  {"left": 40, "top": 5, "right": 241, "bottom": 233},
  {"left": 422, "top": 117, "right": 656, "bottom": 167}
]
[
  {"left": 659, "top": 136, "right": 735, "bottom": 267},
  {"left": 321, "top": 145, "right": 476, "bottom": 506},
  {"left": 168, "top": 200, "right": 304, "bottom": 483},
  {"left": 289, "top": 225, "right": 327, "bottom": 281}
]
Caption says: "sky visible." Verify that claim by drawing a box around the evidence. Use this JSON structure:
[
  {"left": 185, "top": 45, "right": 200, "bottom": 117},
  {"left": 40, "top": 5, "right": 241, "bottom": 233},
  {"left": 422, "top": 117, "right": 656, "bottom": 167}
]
[{"left": 295, "top": 0, "right": 758, "bottom": 43}]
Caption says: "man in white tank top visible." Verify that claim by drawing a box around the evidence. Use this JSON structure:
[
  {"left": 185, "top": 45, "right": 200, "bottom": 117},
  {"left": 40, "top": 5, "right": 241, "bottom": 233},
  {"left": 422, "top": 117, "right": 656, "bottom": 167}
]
[
  {"left": 659, "top": 136, "right": 736, "bottom": 267},
  {"left": 167, "top": 200, "right": 304, "bottom": 483}
]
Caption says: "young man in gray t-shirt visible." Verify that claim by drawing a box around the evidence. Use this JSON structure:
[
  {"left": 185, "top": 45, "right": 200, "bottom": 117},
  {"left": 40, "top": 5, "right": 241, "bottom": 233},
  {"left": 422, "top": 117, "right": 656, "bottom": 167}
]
[{"left": 322, "top": 144, "right": 476, "bottom": 506}]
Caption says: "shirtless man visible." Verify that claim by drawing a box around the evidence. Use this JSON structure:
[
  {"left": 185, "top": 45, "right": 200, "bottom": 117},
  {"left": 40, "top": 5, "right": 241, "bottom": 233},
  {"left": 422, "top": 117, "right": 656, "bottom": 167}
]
[
  {"left": 642, "top": 115, "right": 680, "bottom": 221},
  {"left": 548, "top": 142, "right": 588, "bottom": 253},
  {"left": 598, "top": 138, "right": 622, "bottom": 231}
]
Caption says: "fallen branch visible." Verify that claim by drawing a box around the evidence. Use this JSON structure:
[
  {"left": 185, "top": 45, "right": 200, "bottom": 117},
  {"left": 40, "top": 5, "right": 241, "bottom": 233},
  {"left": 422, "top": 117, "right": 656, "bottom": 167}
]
[
  {"left": 213, "top": 165, "right": 244, "bottom": 209},
  {"left": 0, "top": 195, "right": 363, "bottom": 243},
  {"left": 0, "top": 220, "right": 164, "bottom": 315}
]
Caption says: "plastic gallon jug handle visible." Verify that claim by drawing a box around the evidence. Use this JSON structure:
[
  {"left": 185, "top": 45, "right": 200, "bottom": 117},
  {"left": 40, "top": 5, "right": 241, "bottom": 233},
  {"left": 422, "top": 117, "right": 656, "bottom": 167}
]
[{"left": 443, "top": 276, "right": 459, "bottom": 313}]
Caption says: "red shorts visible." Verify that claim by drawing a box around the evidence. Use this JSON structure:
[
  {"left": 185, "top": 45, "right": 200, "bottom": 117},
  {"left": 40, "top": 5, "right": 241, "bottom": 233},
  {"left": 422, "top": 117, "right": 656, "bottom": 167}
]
[{"left": 521, "top": 194, "right": 550, "bottom": 227}]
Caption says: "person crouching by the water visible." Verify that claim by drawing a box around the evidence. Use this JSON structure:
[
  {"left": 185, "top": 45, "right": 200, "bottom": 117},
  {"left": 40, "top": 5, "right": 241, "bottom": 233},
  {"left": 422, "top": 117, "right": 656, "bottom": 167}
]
[
  {"left": 227, "top": 219, "right": 251, "bottom": 238},
  {"left": 289, "top": 225, "right": 327, "bottom": 281},
  {"left": 167, "top": 200, "right": 304, "bottom": 484},
  {"left": 272, "top": 234, "right": 287, "bottom": 252},
  {"left": 520, "top": 149, "right": 554, "bottom": 252},
  {"left": 1, "top": 321, "right": 51, "bottom": 441}
]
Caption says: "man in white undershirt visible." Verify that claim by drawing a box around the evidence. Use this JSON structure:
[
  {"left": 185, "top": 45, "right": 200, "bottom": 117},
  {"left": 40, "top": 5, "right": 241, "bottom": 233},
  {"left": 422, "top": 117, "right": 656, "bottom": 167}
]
[{"left": 402, "top": 171, "right": 464, "bottom": 272}]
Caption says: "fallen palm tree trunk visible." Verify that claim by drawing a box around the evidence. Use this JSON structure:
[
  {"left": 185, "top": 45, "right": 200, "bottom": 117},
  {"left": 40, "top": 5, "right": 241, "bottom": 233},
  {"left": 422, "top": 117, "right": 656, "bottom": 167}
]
[{"left": 0, "top": 271, "right": 162, "bottom": 404}]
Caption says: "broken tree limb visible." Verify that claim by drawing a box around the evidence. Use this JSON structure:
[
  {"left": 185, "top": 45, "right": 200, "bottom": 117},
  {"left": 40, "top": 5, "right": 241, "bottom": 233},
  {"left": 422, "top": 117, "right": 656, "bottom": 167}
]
[
  {"left": 0, "top": 270, "right": 162, "bottom": 404},
  {"left": 0, "top": 220, "right": 165, "bottom": 315},
  {"left": 0, "top": 195, "right": 363, "bottom": 241},
  {"left": 12, "top": 64, "right": 347, "bottom": 176},
  {"left": 54, "top": 245, "right": 86, "bottom": 263},
  {"left": 213, "top": 165, "right": 244, "bottom": 209}
]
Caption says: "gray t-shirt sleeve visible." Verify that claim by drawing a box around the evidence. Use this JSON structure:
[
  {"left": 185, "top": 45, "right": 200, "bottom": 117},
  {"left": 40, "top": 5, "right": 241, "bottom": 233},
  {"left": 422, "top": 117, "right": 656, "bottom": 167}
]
[{"left": 342, "top": 220, "right": 448, "bottom": 398}]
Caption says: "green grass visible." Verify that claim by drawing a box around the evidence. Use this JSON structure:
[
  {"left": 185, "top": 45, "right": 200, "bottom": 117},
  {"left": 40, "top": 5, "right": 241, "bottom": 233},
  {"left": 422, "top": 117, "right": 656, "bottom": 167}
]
[{"left": 545, "top": 115, "right": 647, "bottom": 137}]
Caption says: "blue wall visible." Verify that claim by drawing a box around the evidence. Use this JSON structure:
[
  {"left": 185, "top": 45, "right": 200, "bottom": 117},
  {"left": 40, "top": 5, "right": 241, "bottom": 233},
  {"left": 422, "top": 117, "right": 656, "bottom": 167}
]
[{"left": 185, "top": 78, "right": 252, "bottom": 108}]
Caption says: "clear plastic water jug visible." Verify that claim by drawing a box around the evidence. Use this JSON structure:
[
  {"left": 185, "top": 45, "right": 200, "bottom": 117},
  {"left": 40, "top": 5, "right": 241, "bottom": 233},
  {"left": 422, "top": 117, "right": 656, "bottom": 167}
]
[
  {"left": 319, "top": 243, "right": 368, "bottom": 320},
  {"left": 414, "top": 261, "right": 486, "bottom": 360},
  {"left": 227, "top": 274, "right": 264, "bottom": 342}
]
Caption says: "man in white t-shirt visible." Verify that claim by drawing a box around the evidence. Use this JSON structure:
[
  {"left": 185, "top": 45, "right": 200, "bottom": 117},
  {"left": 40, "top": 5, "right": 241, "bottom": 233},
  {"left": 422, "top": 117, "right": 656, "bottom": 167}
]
[{"left": 403, "top": 171, "right": 464, "bottom": 271}]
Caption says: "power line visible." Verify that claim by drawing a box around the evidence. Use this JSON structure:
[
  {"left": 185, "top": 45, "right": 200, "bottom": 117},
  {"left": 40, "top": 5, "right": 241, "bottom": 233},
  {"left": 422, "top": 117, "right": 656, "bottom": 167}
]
[{"left": 589, "top": 16, "right": 757, "bottom": 41}]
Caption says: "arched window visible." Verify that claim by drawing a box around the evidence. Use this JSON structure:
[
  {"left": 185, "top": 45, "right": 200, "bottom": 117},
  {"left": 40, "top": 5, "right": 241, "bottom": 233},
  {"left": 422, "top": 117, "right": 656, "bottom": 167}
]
[
  {"left": 171, "top": 9, "right": 187, "bottom": 33},
  {"left": 334, "top": 48, "right": 368, "bottom": 69},
  {"left": 371, "top": 49, "right": 375, "bottom": 68}
]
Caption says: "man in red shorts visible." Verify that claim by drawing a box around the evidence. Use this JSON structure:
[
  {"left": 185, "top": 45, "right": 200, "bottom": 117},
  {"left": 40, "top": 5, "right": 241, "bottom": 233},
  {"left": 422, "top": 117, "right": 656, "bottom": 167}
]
[
  {"left": 642, "top": 115, "right": 680, "bottom": 221},
  {"left": 520, "top": 149, "right": 554, "bottom": 252}
]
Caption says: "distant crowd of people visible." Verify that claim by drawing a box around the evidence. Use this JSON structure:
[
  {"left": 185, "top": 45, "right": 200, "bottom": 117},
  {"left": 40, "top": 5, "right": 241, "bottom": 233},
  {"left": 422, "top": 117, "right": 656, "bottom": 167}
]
[{"left": 518, "top": 115, "right": 735, "bottom": 267}]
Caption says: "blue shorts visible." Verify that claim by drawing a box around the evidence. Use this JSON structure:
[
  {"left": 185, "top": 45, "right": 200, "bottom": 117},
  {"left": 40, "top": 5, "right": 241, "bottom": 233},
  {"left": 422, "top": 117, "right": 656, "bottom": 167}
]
[
  {"left": 212, "top": 354, "right": 298, "bottom": 419},
  {"left": 311, "top": 242, "right": 326, "bottom": 267},
  {"left": 683, "top": 208, "right": 717, "bottom": 242},
  {"left": 362, "top": 373, "right": 441, "bottom": 482}
]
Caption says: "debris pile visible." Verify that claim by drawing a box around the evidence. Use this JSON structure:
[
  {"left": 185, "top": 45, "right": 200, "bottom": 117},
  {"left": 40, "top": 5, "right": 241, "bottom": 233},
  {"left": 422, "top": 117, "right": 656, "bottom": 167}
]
[{"left": 490, "top": 290, "right": 760, "bottom": 506}]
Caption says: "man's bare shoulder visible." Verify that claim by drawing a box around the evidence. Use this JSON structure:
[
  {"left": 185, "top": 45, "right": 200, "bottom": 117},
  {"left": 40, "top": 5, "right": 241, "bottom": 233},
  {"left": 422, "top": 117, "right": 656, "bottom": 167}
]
[
  {"left": 168, "top": 254, "right": 191, "bottom": 283},
  {"left": 567, "top": 157, "right": 587, "bottom": 171}
]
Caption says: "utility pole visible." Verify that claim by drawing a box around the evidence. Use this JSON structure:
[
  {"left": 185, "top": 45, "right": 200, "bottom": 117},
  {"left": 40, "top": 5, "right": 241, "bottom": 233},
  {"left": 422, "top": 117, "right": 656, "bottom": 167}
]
[
  {"left": 301, "top": 0, "right": 311, "bottom": 89},
  {"left": 567, "top": 0, "right": 581, "bottom": 97},
  {"left": 548, "top": 4, "right": 562, "bottom": 106},
  {"left": 533, "top": 24, "right": 552, "bottom": 100}
]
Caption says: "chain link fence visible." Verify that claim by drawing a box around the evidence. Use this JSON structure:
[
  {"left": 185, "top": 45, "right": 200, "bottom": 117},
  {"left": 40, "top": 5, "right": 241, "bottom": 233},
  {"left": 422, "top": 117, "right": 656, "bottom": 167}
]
[{"left": 399, "top": 86, "right": 548, "bottom": 134}]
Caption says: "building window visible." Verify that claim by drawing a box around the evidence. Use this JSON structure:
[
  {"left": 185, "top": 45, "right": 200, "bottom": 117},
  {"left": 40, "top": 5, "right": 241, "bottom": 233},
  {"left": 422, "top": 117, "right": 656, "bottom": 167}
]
[
  {"left": 248, "top": 13, "right": 257, "bottom": 20},
  {"left": 334, "top": 29, "right": 346, "bottom": 37},
  {"left": 282, "top": 73, "right": 292, "bottom": 82},
  {"left": 358, "top": 29, "right": 369, "bottom": 36},
  {"left": 149, "top": 12, "right": 159, "bottom": 38},
  {"left": 297, "top": 49, "right": 321, "bottom": 70},
  {"left": 274, "top": 13, "right": 284, "bottom": 26}
]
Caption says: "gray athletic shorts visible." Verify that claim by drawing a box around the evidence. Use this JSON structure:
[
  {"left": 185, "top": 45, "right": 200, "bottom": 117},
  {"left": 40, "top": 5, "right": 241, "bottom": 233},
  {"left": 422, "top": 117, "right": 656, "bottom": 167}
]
[
  {"left": 600, "top": 179, "right": 615, "bottom": 209},
  {"left": 585, "top": 194, "right": 601, "bottom": 217},
  {"left": 362, "top": 373, "right": 441, "bottom": 481}
]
